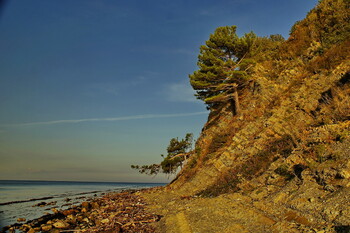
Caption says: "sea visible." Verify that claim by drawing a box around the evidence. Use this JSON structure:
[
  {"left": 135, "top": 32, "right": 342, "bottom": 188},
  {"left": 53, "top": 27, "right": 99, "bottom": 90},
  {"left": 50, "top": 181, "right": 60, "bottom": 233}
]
[{"left": 0, "top": 180, "right": 166, "bottom": 229}]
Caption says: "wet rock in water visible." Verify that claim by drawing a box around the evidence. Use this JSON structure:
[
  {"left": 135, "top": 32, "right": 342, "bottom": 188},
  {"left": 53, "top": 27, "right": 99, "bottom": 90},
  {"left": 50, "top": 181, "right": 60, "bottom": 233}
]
[
  {"left": 53, "top": 220, "right": 70, "bottom": 229},
  {"left": 65, "top": 198, "right": 71, "bottom": 202},
  {"left": 51, "top": 208, "right": 59, "bottom": 214},
  {"left": 17, "top": 218, "right": 26, "bottom": 222},
  {"left": 32, "top": 201, "right": 47, "bottom": 207}
]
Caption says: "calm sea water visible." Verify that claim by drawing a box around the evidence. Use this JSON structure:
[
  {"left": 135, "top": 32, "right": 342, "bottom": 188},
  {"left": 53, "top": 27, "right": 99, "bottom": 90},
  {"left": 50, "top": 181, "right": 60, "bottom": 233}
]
[{"left": 0, "top": 180, "right": 165, "bottom": 228}]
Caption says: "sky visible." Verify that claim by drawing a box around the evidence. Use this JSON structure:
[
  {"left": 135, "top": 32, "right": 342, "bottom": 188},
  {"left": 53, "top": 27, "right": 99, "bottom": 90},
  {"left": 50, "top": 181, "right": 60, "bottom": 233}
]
[{"left": 0, "top": 0, "right": 318, "bottom": 183}]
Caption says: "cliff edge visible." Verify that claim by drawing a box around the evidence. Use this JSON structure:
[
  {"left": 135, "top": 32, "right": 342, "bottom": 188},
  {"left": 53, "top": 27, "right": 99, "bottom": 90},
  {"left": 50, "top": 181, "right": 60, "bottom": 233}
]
[{"left": 144, "top": 1, "right": 350, "bottom": 232}]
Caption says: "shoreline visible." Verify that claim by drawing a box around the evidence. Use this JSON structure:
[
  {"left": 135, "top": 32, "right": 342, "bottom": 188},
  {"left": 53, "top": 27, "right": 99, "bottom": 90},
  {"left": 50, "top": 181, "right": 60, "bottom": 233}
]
[{"left": 1, "top": 188, "right": 162, "bottom": 233}]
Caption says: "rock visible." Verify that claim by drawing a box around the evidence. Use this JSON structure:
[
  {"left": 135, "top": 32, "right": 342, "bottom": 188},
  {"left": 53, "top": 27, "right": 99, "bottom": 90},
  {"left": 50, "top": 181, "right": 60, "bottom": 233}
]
[
  {"left": 51, "top": 208, "right": 58, "bottom": 213},
  {"left": 17, "top": 218, "right": 26, "bottom": 222},
  {"left": 32, "top": 201, "right": 47, "bottom": 207},
  {"left": 94, "top": 218, "right": 101, "bottom": 225},
  {"left": 27, "top": 228, "right": 36, "bottom": 233},
  {"left": 51, "top": 229, "right": 61, "bottom": 233},
  {"left": 324, "top": 184, "right": 336, "bottom": 192},
  {"left": 101, "top": 218, "right": 110, "bottom": 224},
  {"left": 53, "top": 220, "right": 70, "bottom": 229},
  {"left": 22, "top": 224, "right": 31, "bottom": 229},
  {"left": 337, "top": 169, "right": 350, "bottom": 179},
  {"left": 66, "top": 214, "right": 77, "bottom": 224},
  {"left": 103, "top": 226, "right": 121, "bottom": 233},
  {"left": 62, "top": 209, "right": 76, "bottom": 216},
  {"left": 77, "top": 215, "right": 84, "bottom": 221},
  {"left": 81, "top": 201, "right": 90, "bottom": 210},
  {"left": 41, "top": 224, "right": 52, "bottom": 232},
  {"left": 91, "top": 202, "right": 99, "bottom": 209}
]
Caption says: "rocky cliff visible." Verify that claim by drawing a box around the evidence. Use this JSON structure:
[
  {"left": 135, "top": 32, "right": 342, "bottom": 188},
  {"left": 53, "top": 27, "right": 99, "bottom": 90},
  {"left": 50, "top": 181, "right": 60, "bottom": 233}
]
[{"left": 145, "top": 1, "right": 350, "bottom": 232}]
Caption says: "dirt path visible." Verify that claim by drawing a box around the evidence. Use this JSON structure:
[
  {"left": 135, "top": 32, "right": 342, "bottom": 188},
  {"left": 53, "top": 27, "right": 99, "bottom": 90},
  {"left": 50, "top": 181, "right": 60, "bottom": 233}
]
[{"left": 142, "top": 188, "right": 338, "bottom": 233}]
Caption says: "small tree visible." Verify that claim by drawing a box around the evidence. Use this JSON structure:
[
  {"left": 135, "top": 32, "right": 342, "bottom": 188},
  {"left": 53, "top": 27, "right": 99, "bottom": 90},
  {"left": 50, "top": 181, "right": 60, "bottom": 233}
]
[
  {"left": 189, "top": 26, "right": 257, "bottom": 114},
  {"left": 131, "top": 133, "right": 194, "bottom": 176}
]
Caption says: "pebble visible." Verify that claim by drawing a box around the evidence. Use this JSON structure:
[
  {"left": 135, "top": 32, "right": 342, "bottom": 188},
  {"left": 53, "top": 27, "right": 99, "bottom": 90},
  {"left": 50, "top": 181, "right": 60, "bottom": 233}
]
[
  {"left": 41, "top": 224, "right": 52, "bottom": 232},
  {"left": 101, "top": 218, "right": 110, "bottom": 224},
  {"left": 53, "top": 220, "right": 70, "bottom": 229}
]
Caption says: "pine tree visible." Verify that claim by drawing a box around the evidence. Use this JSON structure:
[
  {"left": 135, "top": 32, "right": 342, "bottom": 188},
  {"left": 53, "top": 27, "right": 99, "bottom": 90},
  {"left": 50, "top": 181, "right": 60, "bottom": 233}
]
[
  {"left": 189, "top": 26, "right": 256, "bottom": 114},
  {"left": 131, "top": 133, "right": 194, "bottom": 176}
]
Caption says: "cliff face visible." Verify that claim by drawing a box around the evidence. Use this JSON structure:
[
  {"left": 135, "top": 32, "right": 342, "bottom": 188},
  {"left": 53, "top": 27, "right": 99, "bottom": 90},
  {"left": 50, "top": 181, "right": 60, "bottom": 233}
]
[{"left": 163, "top": 0, "right": 350, "bottom": 229}]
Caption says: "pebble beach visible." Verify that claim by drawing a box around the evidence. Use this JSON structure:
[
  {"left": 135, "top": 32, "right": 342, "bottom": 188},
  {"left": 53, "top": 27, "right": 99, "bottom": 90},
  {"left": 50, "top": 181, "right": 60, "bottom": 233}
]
[{"left": 1, "top": 189, "right": 161, "bottom": 233}]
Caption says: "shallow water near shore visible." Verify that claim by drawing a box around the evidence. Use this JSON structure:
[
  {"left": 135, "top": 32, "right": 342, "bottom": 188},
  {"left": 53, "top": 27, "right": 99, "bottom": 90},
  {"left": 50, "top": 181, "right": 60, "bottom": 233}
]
[{"left": 0, "top": 180, "right": 165, "bottom": 228}]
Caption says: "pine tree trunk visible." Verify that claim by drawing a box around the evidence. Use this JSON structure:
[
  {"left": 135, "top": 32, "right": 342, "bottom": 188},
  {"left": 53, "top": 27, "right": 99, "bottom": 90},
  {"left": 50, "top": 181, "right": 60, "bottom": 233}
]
[
  {"left": 229, "top": 85, "right": 240, "bottom": 115},
  {"left": 233, "top": 86, "right": 240, "bottom": 115}
]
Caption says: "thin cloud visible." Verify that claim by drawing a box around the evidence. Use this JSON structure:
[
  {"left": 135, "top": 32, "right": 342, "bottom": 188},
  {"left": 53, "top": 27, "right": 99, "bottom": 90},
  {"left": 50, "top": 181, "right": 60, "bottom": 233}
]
[
  {"left": 2, "top": 112, "right": 208, "bottom": 127},
  {"left": 164, "top": 83, "right": 199, "bottom": 103}
]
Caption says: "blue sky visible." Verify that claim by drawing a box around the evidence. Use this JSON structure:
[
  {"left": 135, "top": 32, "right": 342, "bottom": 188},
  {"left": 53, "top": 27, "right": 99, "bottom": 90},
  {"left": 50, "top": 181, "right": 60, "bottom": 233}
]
[{"left": 0, "top": 0, "right": 318, "bottom": 182}]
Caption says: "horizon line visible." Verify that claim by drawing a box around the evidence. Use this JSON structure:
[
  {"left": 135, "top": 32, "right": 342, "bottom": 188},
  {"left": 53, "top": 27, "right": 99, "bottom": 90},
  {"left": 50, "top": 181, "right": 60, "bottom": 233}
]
[
  {"left": 0, "top": 179, "right": 168, "bottom": 184},
  {"left": 1, "top": 111, "right": 208, "bottom": 127}
]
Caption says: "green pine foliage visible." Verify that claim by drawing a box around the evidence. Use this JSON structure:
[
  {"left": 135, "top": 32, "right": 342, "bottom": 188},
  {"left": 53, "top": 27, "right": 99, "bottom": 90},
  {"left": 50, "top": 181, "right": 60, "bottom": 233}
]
[{"left": 189, "top": 26, "right": 257, "bottom": 111}]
